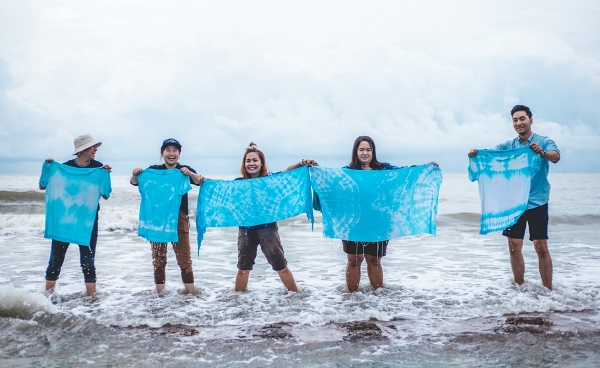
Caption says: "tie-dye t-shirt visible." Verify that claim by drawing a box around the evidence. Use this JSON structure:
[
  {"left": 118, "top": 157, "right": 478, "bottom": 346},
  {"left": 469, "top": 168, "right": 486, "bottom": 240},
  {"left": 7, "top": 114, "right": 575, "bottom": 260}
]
[
  {"left": 137, "top": 168, "right": 192, "bottom": 243},
  {"left": 468, "top": 146, "right": 541, "bottom": 234},
  {"left": 39, "top": 161, "right": 112, "bottom": 246},
  {"left": 496, "top": 133, "right": 559, "bottom": 209}
]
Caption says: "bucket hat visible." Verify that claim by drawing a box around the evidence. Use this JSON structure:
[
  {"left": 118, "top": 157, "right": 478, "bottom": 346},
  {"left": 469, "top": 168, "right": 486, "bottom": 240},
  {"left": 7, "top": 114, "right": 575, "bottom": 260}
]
[{"left": 73, "top": 134, "right": 102, "bottom": 154}]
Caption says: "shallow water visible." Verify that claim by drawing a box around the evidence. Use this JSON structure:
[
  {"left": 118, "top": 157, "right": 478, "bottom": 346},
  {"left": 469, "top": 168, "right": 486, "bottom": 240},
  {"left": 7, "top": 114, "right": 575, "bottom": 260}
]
[{"left": 1, "top": 173, "right": 599, "bottom": 366}]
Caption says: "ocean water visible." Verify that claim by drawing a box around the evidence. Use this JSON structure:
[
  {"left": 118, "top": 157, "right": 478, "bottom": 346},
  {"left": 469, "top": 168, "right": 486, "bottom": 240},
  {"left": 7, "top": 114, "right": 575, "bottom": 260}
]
[{"left": 0, "top": 172, "right": 599, "bottom": 367}]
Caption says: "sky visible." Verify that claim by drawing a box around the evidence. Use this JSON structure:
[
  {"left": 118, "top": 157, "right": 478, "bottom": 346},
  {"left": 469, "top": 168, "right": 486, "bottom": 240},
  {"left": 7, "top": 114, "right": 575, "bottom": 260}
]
[{"left": 0, "top": 0, "right": 599, "bottom": 174}]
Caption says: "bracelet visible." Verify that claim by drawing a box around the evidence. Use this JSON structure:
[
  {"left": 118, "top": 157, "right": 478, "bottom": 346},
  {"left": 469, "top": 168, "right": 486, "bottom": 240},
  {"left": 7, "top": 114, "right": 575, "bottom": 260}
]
[{"left": 541, "top": 151, "right": 547, "bottom": 158}]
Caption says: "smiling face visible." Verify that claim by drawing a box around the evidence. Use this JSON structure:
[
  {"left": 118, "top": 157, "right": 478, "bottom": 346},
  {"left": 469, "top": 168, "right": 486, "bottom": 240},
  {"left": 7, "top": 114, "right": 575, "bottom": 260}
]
[
  {"left": 357, "top": 140, "right": 373, "bottom": 167},
  {"left": 78, "top": 144, "right": 100, "bottom": 162},
  {"left": 161, "top": 145, "right": 180, "bottom": 168},
  {"left": 244, "top": 151, "right": 263, "bottom": 178},
  {"left": 512, "top": 110, "right": 533, "bottom": 137}
]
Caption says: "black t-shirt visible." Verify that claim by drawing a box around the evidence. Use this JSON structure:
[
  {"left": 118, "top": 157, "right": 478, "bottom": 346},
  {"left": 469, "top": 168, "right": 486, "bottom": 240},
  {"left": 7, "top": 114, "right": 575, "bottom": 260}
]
[
  {"left": 63, "top": 159, "right": 104, "bottom": 168},
  {"left": 132, "top": 163, "right": 199, "bottom": 215}
]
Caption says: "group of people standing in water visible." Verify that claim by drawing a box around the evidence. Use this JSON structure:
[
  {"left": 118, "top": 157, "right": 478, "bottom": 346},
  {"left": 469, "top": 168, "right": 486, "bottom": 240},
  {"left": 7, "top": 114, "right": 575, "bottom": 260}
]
[{"left": 40, "top": 104, "right": 560, "bottom": 296}]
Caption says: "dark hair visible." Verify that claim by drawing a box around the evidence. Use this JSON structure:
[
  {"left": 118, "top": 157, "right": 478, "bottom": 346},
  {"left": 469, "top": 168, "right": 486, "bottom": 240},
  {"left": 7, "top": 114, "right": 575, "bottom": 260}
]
[
  {"left": 240, "top": 142, "right": 269, "bottom": 179},
  {"left": 348, "top": 136, "right": 384, "bottom": 170},
  {"left": 511, "top": 105, "right": 532, "bottom": 119}
]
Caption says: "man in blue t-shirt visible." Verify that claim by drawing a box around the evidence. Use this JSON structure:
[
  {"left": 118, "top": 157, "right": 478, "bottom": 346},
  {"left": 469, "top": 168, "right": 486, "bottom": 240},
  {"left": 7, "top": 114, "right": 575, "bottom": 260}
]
[{"left": 468, "top": 105, "right": 560, "bottom": 290}]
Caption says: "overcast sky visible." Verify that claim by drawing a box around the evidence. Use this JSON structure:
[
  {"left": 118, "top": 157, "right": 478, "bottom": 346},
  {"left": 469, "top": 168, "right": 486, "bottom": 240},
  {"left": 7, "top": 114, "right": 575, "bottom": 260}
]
[{"left": 1, "top": 0, "right": 599, "bottom": 174}]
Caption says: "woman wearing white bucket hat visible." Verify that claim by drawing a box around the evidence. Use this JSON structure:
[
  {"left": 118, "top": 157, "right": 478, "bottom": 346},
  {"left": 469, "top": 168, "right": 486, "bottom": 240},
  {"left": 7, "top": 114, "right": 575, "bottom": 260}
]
[{"left": 40, "top": 133, "right": 112, "bottom": 296}]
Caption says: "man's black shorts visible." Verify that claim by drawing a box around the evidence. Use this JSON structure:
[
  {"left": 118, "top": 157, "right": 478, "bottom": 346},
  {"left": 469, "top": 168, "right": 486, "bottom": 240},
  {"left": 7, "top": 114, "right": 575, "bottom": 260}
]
[
  {"left": 342, "top": 240, "right": 388, "bottom": 257},
  {"left": 502, "top": 203, "right": 549, "bottom": 241}
]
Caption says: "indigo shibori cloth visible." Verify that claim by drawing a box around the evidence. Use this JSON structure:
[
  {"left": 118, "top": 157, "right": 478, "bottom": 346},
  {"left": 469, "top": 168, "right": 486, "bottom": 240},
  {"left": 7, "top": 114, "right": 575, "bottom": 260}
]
[
  {"left": 468, "top": 146, "right": 541, "bottom": 234},
  {"left": 310, "top": 164, "right": 442, "bottom": 242},
  {"left": 196, "top": 166, "right": 314, "bottom": 251}
]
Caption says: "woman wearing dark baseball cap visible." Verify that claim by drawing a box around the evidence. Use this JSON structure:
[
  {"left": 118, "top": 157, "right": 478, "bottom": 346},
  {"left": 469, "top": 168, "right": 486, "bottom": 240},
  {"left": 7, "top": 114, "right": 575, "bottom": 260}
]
[{"left": 130, "top": 138, "right": 203, "bottom": 294}]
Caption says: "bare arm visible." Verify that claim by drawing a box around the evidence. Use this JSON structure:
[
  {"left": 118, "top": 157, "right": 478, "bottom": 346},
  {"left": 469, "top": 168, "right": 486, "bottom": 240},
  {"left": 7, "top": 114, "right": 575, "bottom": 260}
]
[
  {"left": 530, "top": 143, "right": 560, "bottom": 163},
  {"left": 180, "top": 167, "right": 204, "bottom": 185},
  {"left": 467, "top": 149, "right": 477, "bottom": 157},
  {"left": 282, "top": 159, "right": 319, "bottom": 173},
  {"left": 130, "top": 168, "right": 142, "bottom": 185}
]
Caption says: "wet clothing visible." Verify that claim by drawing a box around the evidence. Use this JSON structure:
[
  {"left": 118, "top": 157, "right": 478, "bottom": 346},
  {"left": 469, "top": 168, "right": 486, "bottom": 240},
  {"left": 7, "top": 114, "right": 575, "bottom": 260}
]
[
  {"left": 339, "top": 162, "right": 399, "bottom": 257},
  {"left": 502, "top": 203, "right": 549, "bottom": 241},
  {"left": 43, "top": 159, "right": 107, "bottom": 283},
  {"left": 150, "top": 210, "right": 194, "bottom": 284},
  {"left": 342, "top": 240, "right": 388, "bottom": 257},
  {"left": 45, "top": 212, "right": 99, "bottom": 283},
  {"left": 237, "top": 222, "right": 287, "bottom": 271}
]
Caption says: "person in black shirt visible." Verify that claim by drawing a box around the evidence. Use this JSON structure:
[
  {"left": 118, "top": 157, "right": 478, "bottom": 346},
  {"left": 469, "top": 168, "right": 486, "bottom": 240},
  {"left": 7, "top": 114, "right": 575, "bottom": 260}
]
[
  {"left": 130, "top": 138, "right": 203, "bottom": 294},
  {"left": 40, "top": 133, "right": 111, "bottom": 296}
]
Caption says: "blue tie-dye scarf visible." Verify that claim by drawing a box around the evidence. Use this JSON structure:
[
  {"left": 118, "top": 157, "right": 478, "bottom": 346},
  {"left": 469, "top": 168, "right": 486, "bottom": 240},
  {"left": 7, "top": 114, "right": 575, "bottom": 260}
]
[
  {"left": 196, "top": 166, "right": 314, "bottom": 251},
  {"left": 310, "top": 164, "right": 442, "bottom": 241}
]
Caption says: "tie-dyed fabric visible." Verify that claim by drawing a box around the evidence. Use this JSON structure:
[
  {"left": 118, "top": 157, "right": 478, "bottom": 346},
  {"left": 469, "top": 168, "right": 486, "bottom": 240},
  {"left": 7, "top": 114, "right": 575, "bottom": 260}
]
[
  {"left": 196, "top": 166, "right": 314, "bottom": 249},
  {"left": 310, "top": 164, "right": 442, "bottom": 242},
  {"left": 137, "top": 169, "right": 192, "bottom": 243},
  {"left": 39, "top": 161, "right": 112, "bottom": 246},
  {"left": 468, "top": 146, "right": 541, "bottom": 234}
]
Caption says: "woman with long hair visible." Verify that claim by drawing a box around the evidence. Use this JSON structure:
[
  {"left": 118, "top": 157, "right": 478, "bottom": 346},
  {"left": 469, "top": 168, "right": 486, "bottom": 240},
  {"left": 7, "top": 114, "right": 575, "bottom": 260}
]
[{"left": 342, "top": 136, "right": 403, "bottom": 292}]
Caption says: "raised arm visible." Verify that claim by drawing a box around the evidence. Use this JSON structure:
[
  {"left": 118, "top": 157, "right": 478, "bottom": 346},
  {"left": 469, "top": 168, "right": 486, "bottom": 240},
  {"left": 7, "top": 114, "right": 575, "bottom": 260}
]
[
  {"left": 39, "top": 158, "right": 55, "bottom": 190},
  {"left": 530, "top": 143, "right": 560, "bottom": 163},
  {"left": 180, "top": 167, "right": 204, "bottom": 185},
  {"left": 282, "top": 159, "right": 319, "bottom": 173},
  {"left": 130, "top": 168, "right": 143, "bottom": 185}
]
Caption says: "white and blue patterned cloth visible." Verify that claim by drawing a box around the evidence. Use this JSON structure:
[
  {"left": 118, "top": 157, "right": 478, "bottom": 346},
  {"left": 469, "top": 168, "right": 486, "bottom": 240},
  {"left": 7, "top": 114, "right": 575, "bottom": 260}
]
[
  {"left": 137, "top": 169, "right": 192, "bottom": 243},
  {"left": 496, "top": 133, "right": 559, "bottom": 209},
  {"left": 196, "top": 166, "right": 314, "bottom": 250},
  {"left": 468, "top": 146, "right": 541, "bottom": 234},
  {"left": 39, "top": 161, "right": 112, "bottom": 246},
  {"left": 310, "top": 164, "right": 442, "bottom": 242}
]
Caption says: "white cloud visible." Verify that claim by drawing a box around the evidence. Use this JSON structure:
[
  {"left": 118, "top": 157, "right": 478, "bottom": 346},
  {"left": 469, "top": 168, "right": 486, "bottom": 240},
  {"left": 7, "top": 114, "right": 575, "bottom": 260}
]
[{"left": 0, "top": 0, "right": 599, "bottom": 174}]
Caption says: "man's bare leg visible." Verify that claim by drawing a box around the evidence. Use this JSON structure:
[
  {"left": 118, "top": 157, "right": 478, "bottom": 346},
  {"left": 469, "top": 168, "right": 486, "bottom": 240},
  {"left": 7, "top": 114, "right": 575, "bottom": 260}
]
[
  {"left": 346, "top": 254, "right": 364, "bottom": 292},
  {"left": 276, "top": 267, "right": 298, "bottom": 292},
  {"left": 235, "top": 270, "right": 250, "bottom": 292},
  {"left": 533, "top": 239, "right": 553, "bottom": 290},
  {"left": 508, "top": 238, "right": 525, "bottom": 285},
  {"left": 365, "top": 255, "right": 383, "bottom": 290},
  {"left": 155, "top": 283, "right": 165, "bottom": 293}
]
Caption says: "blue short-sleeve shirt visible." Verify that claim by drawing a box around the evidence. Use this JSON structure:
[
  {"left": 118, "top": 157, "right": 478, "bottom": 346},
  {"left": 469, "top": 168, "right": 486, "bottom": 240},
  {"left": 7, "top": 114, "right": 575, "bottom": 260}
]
[{"left": 496, "top": 133, "right": 560, "bottom": 209}]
